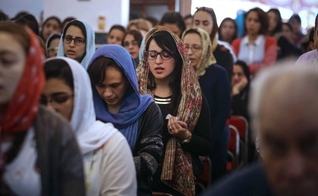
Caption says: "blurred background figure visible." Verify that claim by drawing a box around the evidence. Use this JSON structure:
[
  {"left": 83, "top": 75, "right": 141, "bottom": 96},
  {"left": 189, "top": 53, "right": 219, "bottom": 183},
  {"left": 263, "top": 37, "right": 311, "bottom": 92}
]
[
  {"left": 39, "top": 16, "right": 61, "bottom": 43},
  {"left": 127, "top": 18, "right": 151, "bottom": 36},
  {"left": 218, "top": 17, "right": 238, "bottom": 44},
  {"left": 232, "top": 7, "right": 277, "bottom": 76},
  {"left": 301, "top": 27, "right": 315, "bottom": 53},
  {"left": 288, "top": 13, "right": 304, "bottom": 48},
  {"left": 266, "top": 8, "right": 302, "bottom": 61},
  {"left": 107, "top": 24, "right": 126, "bottom": 45},
  {"left": 159, "top": 11, "right": 186, "bottom": 38},
  {"left": 122, "top": 29, "right": 143, "bottom": 67},
  {"left": 61, "top": 16, "right": 76, "bottom": 31},
  {"left": 184, "top": 14, "right": 193, "bottom": 29},
  {"left": 46, "top": 33, "right": 61, "bottom": 58}
]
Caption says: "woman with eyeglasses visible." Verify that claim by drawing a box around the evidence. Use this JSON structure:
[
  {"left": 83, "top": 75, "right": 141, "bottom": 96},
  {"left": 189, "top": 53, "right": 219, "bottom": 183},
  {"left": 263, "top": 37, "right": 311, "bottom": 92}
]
[
  {"left": 193, "top": 6, "right": 235, "bottom": 80},
  {"left": 41, "top": 57, "right": 137, "bottom": 195},
  {"left": 137, "top": 26, "right": 212, "bottom": 196},
  {"left": 0, "top": 21, "right": 85, "bottom": 196},
  {"left": 122, "top": 29, "right": 143, "bottom": 67},
  {"left": 182, "top": 27, "right": 231, "bottom": 183},
  {"left": 57, "top": 19, "right": 95, "bottom": 69},
  {"left": 87, "top": 44, "right": 163, "bottom": 196},
  {"left": 46, "top": 33, "right": 61, "bottom": 58}
]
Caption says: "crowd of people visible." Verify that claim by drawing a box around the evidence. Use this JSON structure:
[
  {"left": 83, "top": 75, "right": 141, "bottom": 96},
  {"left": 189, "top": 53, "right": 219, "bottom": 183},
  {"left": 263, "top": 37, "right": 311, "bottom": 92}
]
[{"left": 0, "top": 5, "right": 318, "bottom": 196}]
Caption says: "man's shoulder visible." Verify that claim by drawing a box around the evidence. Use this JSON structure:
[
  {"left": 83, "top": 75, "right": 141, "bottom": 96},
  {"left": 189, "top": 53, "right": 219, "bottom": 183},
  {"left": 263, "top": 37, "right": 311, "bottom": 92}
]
[
  {"left": 202, "top": 162, "right": 274, "bottom": 196},
  {"left": 297, "top": 50, "right": 318, "bottom": 63}
]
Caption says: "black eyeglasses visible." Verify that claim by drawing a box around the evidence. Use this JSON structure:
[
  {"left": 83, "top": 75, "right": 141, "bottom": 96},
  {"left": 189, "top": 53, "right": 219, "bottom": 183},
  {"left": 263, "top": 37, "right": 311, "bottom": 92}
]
[
  {"left": 145, "top": 50, "right": 173, "bottom": 60},
  {"left": 64, "top": 35, "right": 86, "bottom": 46},
  {"left": 124, "top": 40, "right": 139, "bottom": 47}
]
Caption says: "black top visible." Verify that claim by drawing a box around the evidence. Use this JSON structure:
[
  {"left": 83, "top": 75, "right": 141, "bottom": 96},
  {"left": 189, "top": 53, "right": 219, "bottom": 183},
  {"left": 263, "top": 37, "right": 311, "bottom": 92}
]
[
  {"left": 202, "top": 162, "right": 274, "bottom": 196},
  {"left": 231, "top": 87, "right": 250, "bottom": 121},
  {"left": 152, "top": 94, "right": 212, "bottom": 195},
  {"left": 213, "top": 44, "right": 234, "bottom": 81}
]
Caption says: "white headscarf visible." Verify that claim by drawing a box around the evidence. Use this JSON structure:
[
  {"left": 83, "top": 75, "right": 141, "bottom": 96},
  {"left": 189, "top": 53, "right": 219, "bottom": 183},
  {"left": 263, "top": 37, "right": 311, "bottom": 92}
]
[
  {"left": 46, "top": 57, "right": 117, "bottom": 155},
  {"left": 57, "top": 19, "right": 96, "bottom": 69}
]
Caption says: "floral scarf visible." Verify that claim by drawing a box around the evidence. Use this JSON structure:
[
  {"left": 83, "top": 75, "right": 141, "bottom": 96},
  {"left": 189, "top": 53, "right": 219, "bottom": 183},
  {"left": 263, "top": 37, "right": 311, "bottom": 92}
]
[
  {"left": 137, "top": 26, "right": 202, "bottom": 196},
  {"left": 182, "top": 27, "right": 217, "bottom": 77},
  {"left": 1, "top": 28, "right": 45, "bottom": 133}
]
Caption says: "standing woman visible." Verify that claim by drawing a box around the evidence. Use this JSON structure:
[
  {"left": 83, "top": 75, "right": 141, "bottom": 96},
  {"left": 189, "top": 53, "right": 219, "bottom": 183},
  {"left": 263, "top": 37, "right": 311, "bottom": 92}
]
[
  {"left": 138, "top": 26, "right": 212, "bottom": 196},
  {"left": 0, "top": 22, "right": 85, "bottom": 195},
  {"left": 182, "top": 27, "right": 231, "bottom": 182},
  {"left": 42, "top": 57, "right": 137, "bottom": 195},
  {"left": 232, "top": 7, "right": 277, "bottom": 76},
  {"left": 57, "top": 19, "right": 95, "bottom": 69},
  {"left": 193, "top": 7, "right": 234, "bottom": 80},
  {"left": 87, "top": 44, "right": 163, "bottom": 196},
  {"left": 266, "top": 8, "right": 302, "bottom": 60}
]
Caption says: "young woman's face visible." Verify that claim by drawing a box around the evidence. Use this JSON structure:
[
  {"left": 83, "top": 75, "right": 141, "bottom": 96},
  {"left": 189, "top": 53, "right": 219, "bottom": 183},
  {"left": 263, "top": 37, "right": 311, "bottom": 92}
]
[
  {"left": 63, "top": 25, "right": 86, "bottom": 63},
  {"left": 147, "top": 39, "right": 176, "bottom": 82},
  {"left": 47, "top": 37, "right": 60, "bottom": 58},
  {"left": 42, "top": 19, "right": 60, "bottom": 41},
  {"left": 193, "top": 10, "right": 213, "bottom": 35},
  {"left": 245, "top": 11, "right": 261, "bottom": 36},
  {"left": 95, "top": 66, "right": 128, "bottom": 114},
  {"left": 267, "top": 11, "right": 278, "bottom": 33},
  {"left": 220, "top": 20, "right": 236, "bottom": 42},
  {"left": 123, "top": 34, "right": 140, "bottom": 59},
  {"left": 107, "top": 29, "right": 125, "bottom": 45},
  {"left": 232, "top": 64, "right": 246, "bottom": 86},
  {"left": 41, "top": 78, "right": 74, "bottom": 121},
  {"left": 0, "top": 32, "right": 26, "bottom": 105},
  {"left": 183, "top": 33, "right": 202, "bottom": 68}
]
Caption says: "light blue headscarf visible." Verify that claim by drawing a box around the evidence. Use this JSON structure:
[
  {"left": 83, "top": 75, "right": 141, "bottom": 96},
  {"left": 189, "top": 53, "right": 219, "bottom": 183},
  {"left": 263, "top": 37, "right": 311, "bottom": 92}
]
[
  {"left": 88, "top": 44, "right": 153, "bottom": 150},
  {"left": 57, "top": 19, "right": 95, "bottom": 69}
]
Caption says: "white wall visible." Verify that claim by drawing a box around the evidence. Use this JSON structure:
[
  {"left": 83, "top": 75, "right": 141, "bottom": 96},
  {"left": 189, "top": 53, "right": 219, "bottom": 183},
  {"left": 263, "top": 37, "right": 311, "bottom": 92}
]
[
  {"left": 44, "top": 0, "right": 129, "bottom": 32},
  {"left": 1, "top": 0, "right": 44, "bottom": 21}
]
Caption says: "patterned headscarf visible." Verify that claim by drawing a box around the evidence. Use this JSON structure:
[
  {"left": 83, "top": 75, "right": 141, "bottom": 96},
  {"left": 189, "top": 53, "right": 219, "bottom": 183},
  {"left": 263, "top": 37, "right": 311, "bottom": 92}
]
[
  {"left": 1, "top": 27, "right": 45, "bottom": 133},
  {"left": 137, "top": 26, "right": 202, "bottom": 196},
  {"left": 182, "top": 27, "right": 217, "bottom": 76}
]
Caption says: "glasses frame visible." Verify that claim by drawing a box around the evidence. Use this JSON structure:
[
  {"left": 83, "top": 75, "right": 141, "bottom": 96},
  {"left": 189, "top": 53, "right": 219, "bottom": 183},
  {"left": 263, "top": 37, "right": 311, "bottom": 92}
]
[
  {"left": 124, "top": 40, "right": 139, "bottom": 47},
  {"left": 145, "top": 51, "right": 173, "bottom": 60},
  {"left": 185, "top": 45, "right": 202, "bottom": 53},
  {"left": 63, "top": 36, "right": 86, "bottom": 46}
]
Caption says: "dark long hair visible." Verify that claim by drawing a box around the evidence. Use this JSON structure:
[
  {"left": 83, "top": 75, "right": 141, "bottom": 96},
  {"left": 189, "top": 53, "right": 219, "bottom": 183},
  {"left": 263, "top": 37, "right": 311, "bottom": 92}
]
[
  {"left": 218, "top": 17, "right": 238, "bottom": 43},
  {"left": 145, "top": 30, "right": 182, "bottom": 115},
  {"left": 194, "top": 7, "right": 218, "bottom": 42},
  {"left": 44, "top": 59, "right": 74, "bottom": 90},
  {"left": 267, "top": 8, "right": 283, "bottom": 36},
  {"left": 244, "top": 7, "right": 268, "bottom": 35}
]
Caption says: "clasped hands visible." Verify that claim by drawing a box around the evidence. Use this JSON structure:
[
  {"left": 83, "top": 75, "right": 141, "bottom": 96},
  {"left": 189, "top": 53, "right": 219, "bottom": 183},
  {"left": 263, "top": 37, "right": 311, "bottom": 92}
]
[{"left": 166, "top": 114, "right": 191, "bottom": 141}]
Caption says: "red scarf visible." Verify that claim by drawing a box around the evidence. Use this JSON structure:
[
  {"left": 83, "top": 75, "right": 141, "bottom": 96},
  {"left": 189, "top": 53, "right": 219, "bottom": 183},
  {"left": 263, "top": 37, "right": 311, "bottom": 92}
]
[{"left": 0, "top": 28, "right": 45, "bottom": 133}]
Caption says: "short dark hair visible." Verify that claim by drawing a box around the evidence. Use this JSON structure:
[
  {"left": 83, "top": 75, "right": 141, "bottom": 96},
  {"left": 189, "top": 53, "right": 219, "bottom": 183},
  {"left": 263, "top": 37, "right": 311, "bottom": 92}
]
[
  {"left": 46, "top": 33, "right": 61, "bottom": 49},
  {"left": 14, "top": 13, "right": 39, "bottom": 35},
  {"left": 244, "top": 7, "right": 268, "bottom": 35},
  {"left": 44, "top": 59, "right": 74, "bottom": 90},
  {"left": 109, "top": 24, "right": 126, "bottom": 34}
]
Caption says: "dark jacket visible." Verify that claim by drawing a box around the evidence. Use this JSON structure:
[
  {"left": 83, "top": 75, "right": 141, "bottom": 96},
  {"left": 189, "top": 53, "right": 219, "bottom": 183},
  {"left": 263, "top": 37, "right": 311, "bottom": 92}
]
[
  {"left": 135, "top": 102, "right": 164, "bottom": 196},
  {"left": 35, "top": 106, "right": 85, "bottom": 196}
]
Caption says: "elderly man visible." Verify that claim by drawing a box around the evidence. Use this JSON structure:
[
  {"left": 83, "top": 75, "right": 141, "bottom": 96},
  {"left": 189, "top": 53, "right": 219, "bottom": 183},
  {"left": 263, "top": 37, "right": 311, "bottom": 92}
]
[{"left": 202, "top": 65, "right": 318, "bottom": 196}]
